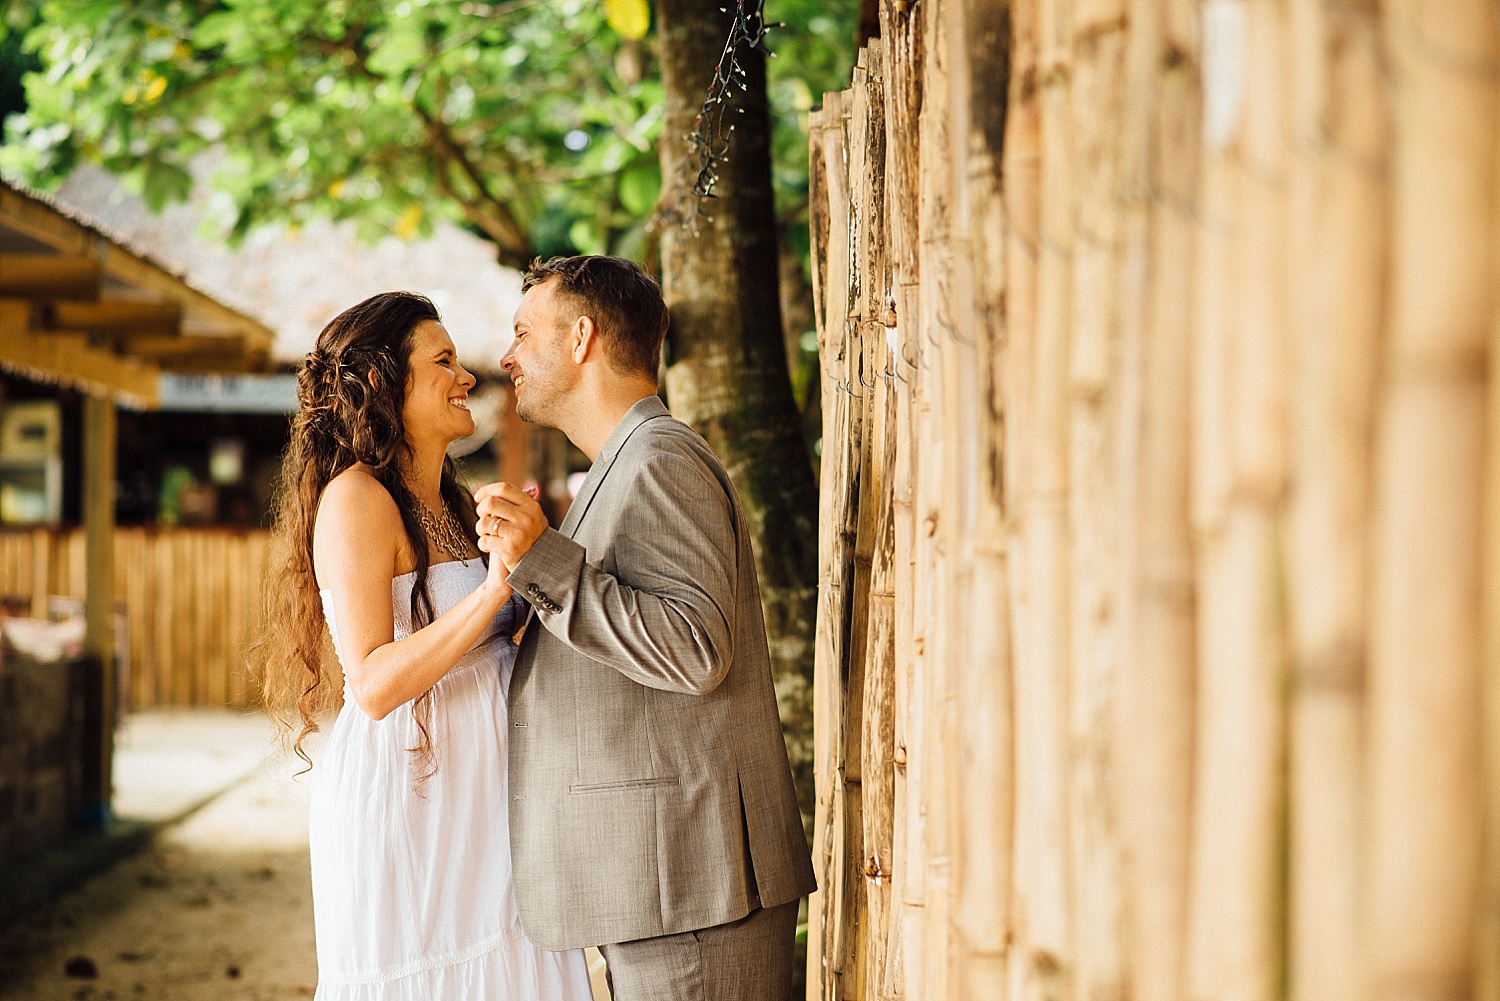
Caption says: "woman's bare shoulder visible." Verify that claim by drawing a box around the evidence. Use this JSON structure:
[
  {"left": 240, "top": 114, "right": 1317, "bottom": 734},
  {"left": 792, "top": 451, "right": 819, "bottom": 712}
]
[
  {"left": 313, "top": 466, "right": 406, "bottom": 585},
  {"left": 316, "top": 466, "right": 402, "bottom": 538}
]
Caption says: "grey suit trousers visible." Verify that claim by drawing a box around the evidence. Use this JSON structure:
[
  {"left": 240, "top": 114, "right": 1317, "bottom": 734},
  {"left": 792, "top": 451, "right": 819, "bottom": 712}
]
[{"left": 599, "top": 901, "right": 800, "bottom": 1001}]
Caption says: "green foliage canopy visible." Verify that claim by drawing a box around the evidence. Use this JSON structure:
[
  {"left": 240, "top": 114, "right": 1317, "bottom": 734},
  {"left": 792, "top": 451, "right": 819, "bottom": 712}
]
[{"left": 1, "top": 0, "right": 857, "bottom": 270}]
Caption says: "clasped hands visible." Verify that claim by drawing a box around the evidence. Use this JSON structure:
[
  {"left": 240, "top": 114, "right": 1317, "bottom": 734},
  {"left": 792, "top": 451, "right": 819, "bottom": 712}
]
[{"left": 473, "top": 482, "right": 548, "bottom": 578}]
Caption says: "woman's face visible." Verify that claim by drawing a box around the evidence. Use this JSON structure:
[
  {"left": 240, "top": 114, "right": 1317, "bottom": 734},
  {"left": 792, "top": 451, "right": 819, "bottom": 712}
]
[{"left": 401, "top": 320, "right": 477, "bottom": 448}]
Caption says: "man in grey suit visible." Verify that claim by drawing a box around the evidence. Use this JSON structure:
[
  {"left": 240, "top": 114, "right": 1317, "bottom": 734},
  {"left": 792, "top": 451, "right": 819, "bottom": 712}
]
[{"left": 474, "top": 255, "right": 816, "bottom": 1000}]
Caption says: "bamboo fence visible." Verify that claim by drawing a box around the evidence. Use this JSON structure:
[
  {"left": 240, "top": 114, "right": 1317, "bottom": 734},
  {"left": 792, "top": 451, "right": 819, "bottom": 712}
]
[
  {"left": 807, "top": 1, "right": 1500, "bottom": 999},
  {"left": 0, "top": 528, "right": 270, "bottom": 710}
]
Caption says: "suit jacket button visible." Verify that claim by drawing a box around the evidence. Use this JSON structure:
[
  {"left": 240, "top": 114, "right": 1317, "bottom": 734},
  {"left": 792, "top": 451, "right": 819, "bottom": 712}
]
[{"left": 526, "top": 583, "right": 539, "bottom": 595}]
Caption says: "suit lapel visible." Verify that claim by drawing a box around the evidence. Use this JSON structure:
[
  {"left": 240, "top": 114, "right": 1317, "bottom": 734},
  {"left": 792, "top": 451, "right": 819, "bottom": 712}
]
[
  {"left": 515, "top": 396, "right": 669, "bottom": 642},
  {"left": 559, "top": 395, "right": 669, "bottom": 539}
]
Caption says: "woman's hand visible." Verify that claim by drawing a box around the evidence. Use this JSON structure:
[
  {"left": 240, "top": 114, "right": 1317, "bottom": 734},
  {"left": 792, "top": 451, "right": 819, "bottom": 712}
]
[
  {"left": 474, "top": 481, "right": 548, "bottom": 573},
  {"left": 314, "top": 468, "right": 526, "bottom": 721},
  {"left": 481, "top": 540, "right": 513, "bottom": 603}
]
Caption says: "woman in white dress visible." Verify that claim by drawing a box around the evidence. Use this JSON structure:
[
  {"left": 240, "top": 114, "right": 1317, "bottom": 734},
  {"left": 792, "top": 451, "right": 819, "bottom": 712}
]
[{"left": 259, "top": 291, "right": 594, "bottom": 1000}]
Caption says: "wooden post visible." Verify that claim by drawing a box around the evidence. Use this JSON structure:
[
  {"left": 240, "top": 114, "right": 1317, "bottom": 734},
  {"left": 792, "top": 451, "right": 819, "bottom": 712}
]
[{"left": 82, "top": 391, "right": 116, "bottom": 827}]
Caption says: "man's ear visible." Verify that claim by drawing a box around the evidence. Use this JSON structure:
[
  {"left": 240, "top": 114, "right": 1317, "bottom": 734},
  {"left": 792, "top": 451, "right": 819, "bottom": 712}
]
[{"left": 571, "top": 315, "right": 597, "bottom": 363}]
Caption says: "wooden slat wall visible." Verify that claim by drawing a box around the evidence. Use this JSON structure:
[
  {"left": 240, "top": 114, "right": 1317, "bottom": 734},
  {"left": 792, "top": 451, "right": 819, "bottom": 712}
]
[
  {"left": 0, "top": 528, "right": 271, "bottom": 710},
  {"left": 808, "top": 1, "right": 1500, "bottom": 1000}
]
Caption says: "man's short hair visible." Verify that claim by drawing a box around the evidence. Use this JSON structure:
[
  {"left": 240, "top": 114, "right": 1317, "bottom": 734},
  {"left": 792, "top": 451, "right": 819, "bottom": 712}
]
[{"left": 521, "top": 255, "right": 669, "bottom": 379}]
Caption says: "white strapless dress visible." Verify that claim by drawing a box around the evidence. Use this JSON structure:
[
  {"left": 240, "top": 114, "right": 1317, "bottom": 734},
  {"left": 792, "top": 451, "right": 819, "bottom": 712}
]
[{"left": 310, "top": 559, "right": 592, "bottom": 1000}]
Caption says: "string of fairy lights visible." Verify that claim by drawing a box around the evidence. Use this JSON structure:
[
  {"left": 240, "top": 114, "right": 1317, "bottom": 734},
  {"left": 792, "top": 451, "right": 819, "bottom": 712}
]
[{"left": 684, "top": 0, "right": 781, "bottom": 210}]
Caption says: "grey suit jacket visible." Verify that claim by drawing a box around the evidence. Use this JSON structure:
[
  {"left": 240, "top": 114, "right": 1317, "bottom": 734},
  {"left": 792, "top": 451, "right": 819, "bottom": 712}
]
[{"left": 504, "top": 395, "right": 816, "bottom": 952}]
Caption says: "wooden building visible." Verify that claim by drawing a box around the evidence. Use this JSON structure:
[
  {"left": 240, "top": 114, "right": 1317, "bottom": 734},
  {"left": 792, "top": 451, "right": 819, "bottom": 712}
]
[
  {"left": 0, "top": 177, "right": 272, "bottom": 852},
  {"left": 808, "top": 2, "right": 1500, "bottom": 1000}
]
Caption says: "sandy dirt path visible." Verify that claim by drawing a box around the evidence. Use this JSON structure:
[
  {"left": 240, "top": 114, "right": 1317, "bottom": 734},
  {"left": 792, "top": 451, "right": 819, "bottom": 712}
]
[
  {"left": 0, "top": 712, "right": 609, "bottom": 1000},
  {"left": 0, "top": 752, "right": 320, "bottom": 1000}
]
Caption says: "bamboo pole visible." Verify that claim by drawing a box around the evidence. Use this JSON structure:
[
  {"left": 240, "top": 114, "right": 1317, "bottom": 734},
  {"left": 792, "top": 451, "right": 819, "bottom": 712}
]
[
  {"left": 1008, "top": 0, "right": 1075, "bottom": 991},
  {"left": 999, "top": 0, "right": 1043, "bottom": 993},
  {"left": 124, "top": 529, "right": 148, "bottom": 709},
  {"left": 228, "top": 533, "right": 248, "bottom": 707},
  {"left": 1186, "top": 2, "right": 1292, "bottom": 999},
  {"left": 879, "top": 2, "right": 923, "bottom": 994},
  {"left": 912, "top": 0, "right": 959, "bottom": 994},
  {"left": 1481, "top": 78, "right": 1500, "bottom": 1001},
  {"left": 808, "top": 88, "right": 855, "bottom": 1001},
  {"left": 847, "top": 40, "right": 901, "bottom": 1000},
  {"left": 837, "top": 48, "right": 886, "bottom": 997},
  {"left": 29, "top": 528, "right": 46, "bottom": 618},
  {"left": 1065, "top": 0, "right": 1129, "bottom": 991},
  {"left": 933, "top": 0, "right": 994, "bottom": 990},
  {"left": 1366, "top": 3, "right": 1496, "bottom": 999},
  {"left": 1282, "top": 1, "right": 1386, "bottom": 998},
  {"left": 1111, "top": 0, "right": 1199, "bottom": 995},
  {"left": 945, "top": 0, "right": 1014, "bottom": 998},
  {"left": 810, "top": 83, "right": 883, "bottom": 1001}
]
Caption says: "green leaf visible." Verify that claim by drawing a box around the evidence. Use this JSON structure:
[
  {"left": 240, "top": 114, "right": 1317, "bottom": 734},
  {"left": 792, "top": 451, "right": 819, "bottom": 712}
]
[
  {"left": 603, "top": 0, "right": 650, "bottom": 40},
  {"left": 366, "top": 21, "right": 426, "bottom": 77},
  {"left": 568, "top": 217, "right": 603, "bottom": 255},
  {"left": 141, "top": 159, "right": 192, "bottom": 212},
  {"left": 617, "top": 160, "right": 659, "bottom": 216},
  {"left": 68, "top": 0, "right": 118, "bottom": 32},
  {"left": 193, "top": 11, "right": 243, "bottom": 50}
]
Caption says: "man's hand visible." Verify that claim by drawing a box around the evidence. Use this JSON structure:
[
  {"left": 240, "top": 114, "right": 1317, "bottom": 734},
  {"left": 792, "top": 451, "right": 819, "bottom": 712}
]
[{"left": 474, "top": 481, "right": 548, "bottom": 574}]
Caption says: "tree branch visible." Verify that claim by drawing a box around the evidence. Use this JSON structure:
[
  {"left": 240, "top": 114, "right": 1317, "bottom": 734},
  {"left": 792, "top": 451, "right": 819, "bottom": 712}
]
[
  {"left": 411, "top": 101, "right": 531, "bottom": 264},
  {"left": 309, "top": 24, "right": 534, "bottom": 265}
]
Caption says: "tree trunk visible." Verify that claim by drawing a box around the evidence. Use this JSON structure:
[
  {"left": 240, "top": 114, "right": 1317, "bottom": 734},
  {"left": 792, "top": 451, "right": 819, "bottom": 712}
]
[{"left": 654, "top": 0, "right": 820, "bottom": 830}]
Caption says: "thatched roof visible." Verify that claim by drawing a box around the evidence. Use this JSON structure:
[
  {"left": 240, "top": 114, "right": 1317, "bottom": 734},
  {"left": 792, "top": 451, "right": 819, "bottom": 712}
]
[
  {"left": 54, "top": 166, "right": 522, "bottom": 374},
  {"left": 0, "top": 175, "right": 276, "bottom": 406}
]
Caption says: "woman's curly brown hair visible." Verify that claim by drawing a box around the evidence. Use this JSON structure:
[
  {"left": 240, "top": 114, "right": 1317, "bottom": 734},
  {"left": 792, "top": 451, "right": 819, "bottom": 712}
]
[{"left": 255, "top": 291, "right": 478, "bottom": 780}]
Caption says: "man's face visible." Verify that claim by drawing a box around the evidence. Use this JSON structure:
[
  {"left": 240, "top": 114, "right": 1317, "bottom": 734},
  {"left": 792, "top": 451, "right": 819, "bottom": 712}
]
[{"left": 502, "top": 279, "right": 577, "bottom": 428}]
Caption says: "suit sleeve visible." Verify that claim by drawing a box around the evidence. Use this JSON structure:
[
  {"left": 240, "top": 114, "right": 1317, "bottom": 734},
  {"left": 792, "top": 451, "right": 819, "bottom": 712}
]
[{"left": 504, "top": 448, "right": 738, "bottom": 695}]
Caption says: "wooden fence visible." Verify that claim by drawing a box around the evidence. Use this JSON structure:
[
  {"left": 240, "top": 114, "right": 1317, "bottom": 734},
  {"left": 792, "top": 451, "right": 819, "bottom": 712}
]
[
  {"left": 0, "top": 528, "right": 271, "bottom": 710},
  {"left": 808, "top": 1, "right": 1500, "bottom": 1000}
]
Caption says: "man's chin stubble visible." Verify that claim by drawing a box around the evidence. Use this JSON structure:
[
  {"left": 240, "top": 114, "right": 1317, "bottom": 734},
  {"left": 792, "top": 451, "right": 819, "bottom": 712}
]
[{"left": 513, "top": 400, "right": 556, "bottom": 429}]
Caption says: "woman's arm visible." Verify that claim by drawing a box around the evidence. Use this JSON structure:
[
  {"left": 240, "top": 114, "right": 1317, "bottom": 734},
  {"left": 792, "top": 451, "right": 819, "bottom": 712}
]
[{"left": 313, "top": 469, "right": 512, "bottom": 720}]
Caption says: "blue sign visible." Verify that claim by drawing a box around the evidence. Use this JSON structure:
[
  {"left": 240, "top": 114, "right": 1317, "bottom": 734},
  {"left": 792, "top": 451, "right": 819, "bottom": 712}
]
[{"left": 158, "top": 373, "right": 299, "bottom": 413}]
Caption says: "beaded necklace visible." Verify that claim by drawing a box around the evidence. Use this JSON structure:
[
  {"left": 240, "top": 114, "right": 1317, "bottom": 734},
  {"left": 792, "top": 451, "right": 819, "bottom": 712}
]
[{"left": 416, "top": 501, "right": 471, "bottom": 562}]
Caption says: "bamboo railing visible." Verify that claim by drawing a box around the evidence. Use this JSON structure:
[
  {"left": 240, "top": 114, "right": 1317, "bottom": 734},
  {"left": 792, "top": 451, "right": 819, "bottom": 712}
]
[
  {"left": 808, "top": 1, "right": 1499, "bottom": 999},
  {"left": 0, "top": 528, "right": 270, "bottom": 710}
]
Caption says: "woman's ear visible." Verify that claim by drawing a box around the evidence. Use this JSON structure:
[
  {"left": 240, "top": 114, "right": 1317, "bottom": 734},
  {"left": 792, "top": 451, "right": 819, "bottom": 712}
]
[{"left": 367, "top": 369, "right": 381, "bottom": 392}]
